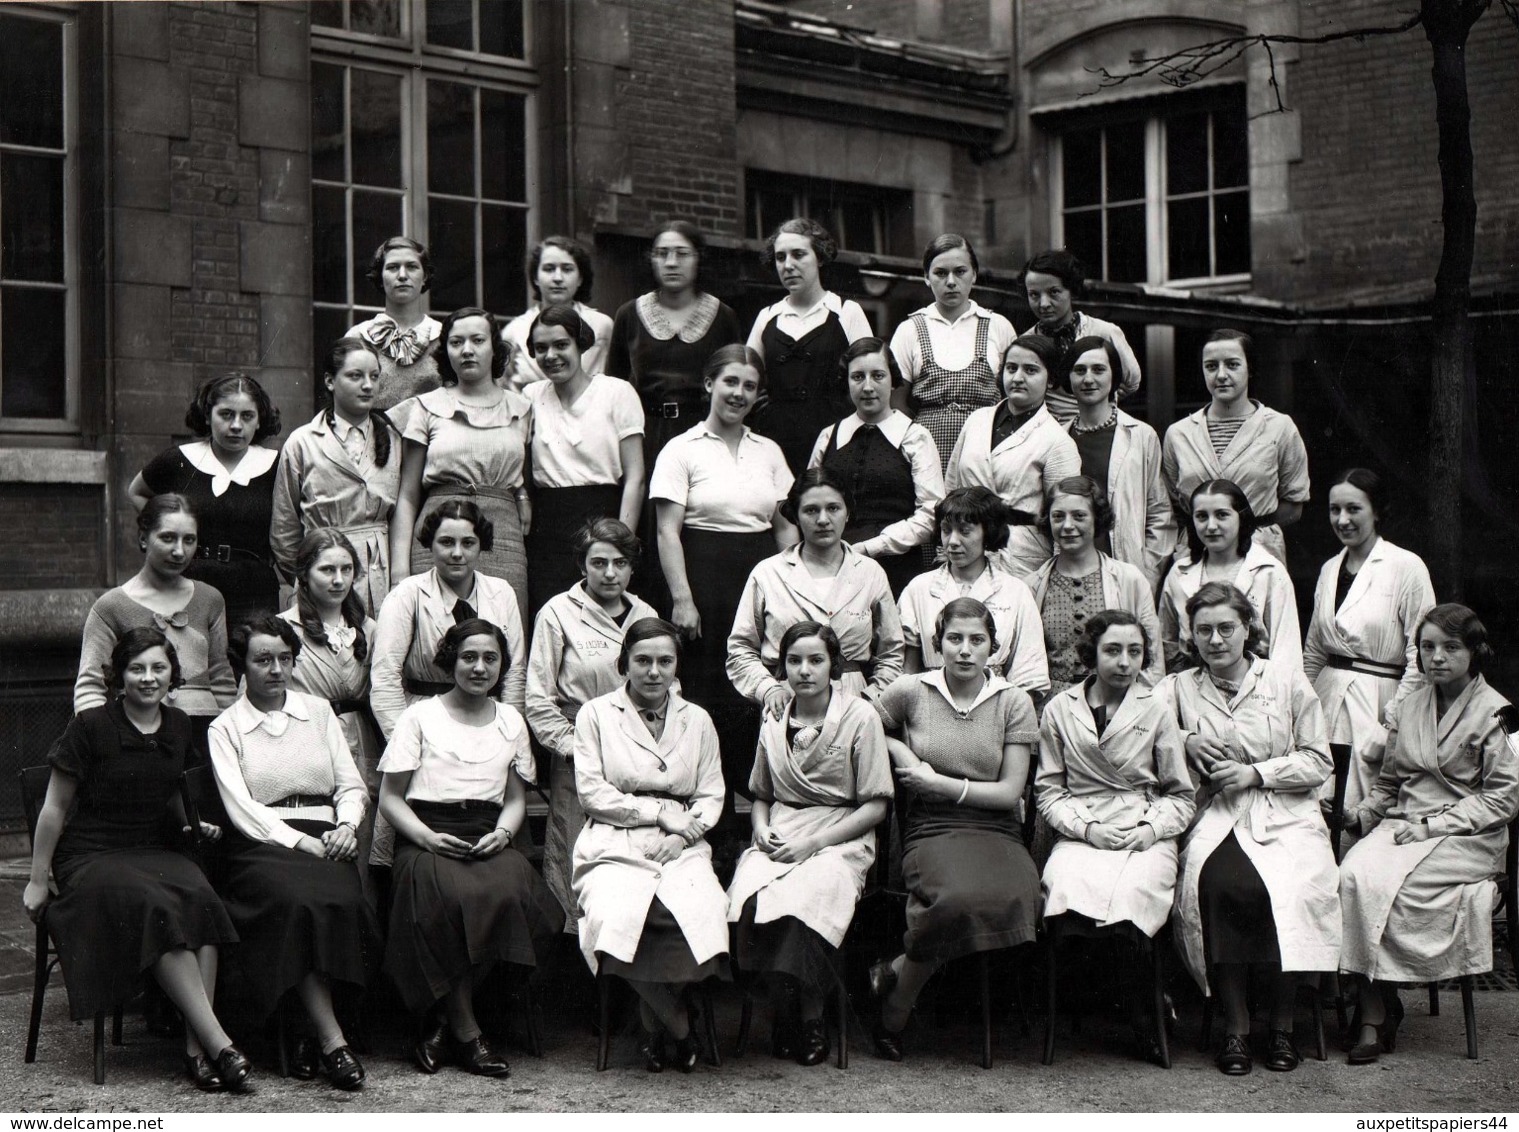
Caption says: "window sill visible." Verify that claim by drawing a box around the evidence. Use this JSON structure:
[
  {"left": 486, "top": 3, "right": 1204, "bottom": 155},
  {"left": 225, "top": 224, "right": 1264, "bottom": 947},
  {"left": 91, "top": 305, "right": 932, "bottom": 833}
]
[{"left": 0, "top": 447, "right": 107, "bottom": 484}]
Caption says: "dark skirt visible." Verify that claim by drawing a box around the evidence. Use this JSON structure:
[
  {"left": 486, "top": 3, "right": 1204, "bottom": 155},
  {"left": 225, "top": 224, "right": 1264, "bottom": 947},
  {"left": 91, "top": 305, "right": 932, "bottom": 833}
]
[
  {"left": 384, "top": 802, "right": 564, "bottom": 1014},
  {"left": 1198, "top": 830, "right": 1281, "bottom": 967},
  {"left": 49, "top": 847, "right": 238, "bottom": 1021},
  {"left": 526, "top": 482, "right": 623, "bottom": 626},
  {"left": 901, "top": 805, "right": 1040, "bottom": 965},
  {"left": 600, "top": 896, "right": 731, "bottom": 984},
  {"left": 733, "top": 896, "right": 839, "bottom": 998},
  {"left": 218, "top": 819, "right": 381, "bottom": 1021},
  {"left": 184, "top": 557, "right": 281, "bottom": 629},
  {"left": 874, "top": 551, "right": 920, "bottom": 600}
]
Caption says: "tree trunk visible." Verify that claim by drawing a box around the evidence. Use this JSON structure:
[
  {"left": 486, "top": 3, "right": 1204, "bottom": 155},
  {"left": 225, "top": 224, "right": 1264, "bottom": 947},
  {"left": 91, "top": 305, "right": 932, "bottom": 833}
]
[{"left": 1422, "top": 0, "right": 1486, "bottom": 598}]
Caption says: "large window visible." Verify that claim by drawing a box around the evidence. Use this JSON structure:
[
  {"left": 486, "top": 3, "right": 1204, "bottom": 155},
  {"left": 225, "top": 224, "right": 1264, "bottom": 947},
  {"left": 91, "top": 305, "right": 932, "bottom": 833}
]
[
  {"left": 0, "top": 8, "right": 77, "bottom": 430},
  {"left": 745, "top": 170, "right": 914, "bottom": 259},
  {"left": 311, "top": 0, "right": 535, "bottom": 357},
  {"left": 1051, "top": 88, "right": 1249, "bottom": 287}
]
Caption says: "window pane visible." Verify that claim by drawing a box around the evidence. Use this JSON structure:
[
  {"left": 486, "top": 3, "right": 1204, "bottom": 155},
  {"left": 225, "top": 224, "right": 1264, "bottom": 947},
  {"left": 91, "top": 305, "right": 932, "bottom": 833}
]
[
  {"left": 1062, "top": 128, "right": 1101, "bottom": 208},
  {"left": 1104, "top": 122, "right": 1145, "bottom": 203},
  {"left": 478, "top": 0, "right": 525, "bottom": 59},
  {"left": 1213, "top": 112, "right": 1249, "bottom": 188},
  {"left": 350, "top": 0, "right": 401, "bottom": 38},
  {"left": 2, "top": 287, "right": 66, "bottom": 418},
  {"left": 1, "top": 155, "right": 64, "bottom": 282},
  {"left": 1173, "top": 325, "right": 1213, "bottom": 408},
  {"left": 310, "top": 2, "right": 345, "bottom": 30},
  {"left": 1106, "top": 203, "right": 1147, "bottom": 283},
  {"left": 313, "top": 306, "right": 354, "bottom": 375},
  {"left": 0, "top": 16, "right": 63, "bottom": 149},
  {"left": 351, "top": 190, "right": 403, "bottom": 302},
  {"left": 480, "top": 89, "right": 526, "bottom": 202},
  {"left": 1166, "top": 111, "right": 1209, "bottom": 195},
  {"left": 482, "top": 204, "right": 526, "bottom": 315},
  {"left": 427, "top": 196, "right": 477, "bottom": 310},
  {"left": 1214, "top": 190, "right": 1251, "bottom": 275},
  {"left": 428, "top": 81, "right": 476, "bottom": 197},
  {"left": 1062, "top": 211, "right": 1102, "bottom": 280},
  {"left": 351, "top": 69, "right": 402, "bottom": 188},
  {"left": 313, "top": 186, "right": 349, "bottom": 304},
  {"left": 426, "top": 0, "right": 473, "bottom": 50},
  {"left": 837, "top": 200, "right": 879, "bottom": 254},
  {"left": 312, "top": 63, "right": 346, "bottom": 183},
  {"left": 1167, "top": 197, "right": 1210, "bottom": 280}
]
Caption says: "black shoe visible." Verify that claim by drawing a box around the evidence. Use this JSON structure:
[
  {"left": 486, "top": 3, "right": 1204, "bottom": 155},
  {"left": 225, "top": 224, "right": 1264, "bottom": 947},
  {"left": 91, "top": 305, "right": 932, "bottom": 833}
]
[
  {"left": 1347, "top": 1024, "right": 1382, "bottom": 1065},
  {"left": 413, "top": 1017, "right": 449, "bottom": 1075},
  {"left": 868, "top": 959, "right": 898, "bottom": 1001},
  {"left": 184, "top": 1054, "right": 223, "bottom": 1092},
  {"left": 214, "top": 1045, "right": 254, "bottom": 1094},
  {"left": 639, "top": 1027, "right": 666, "bottom": 1073},
  {"left": 871, "top": 1015, "right": 904, "bottom": 1062},
  {"left": 1264, "top": 1029, "right": 1300, "bottom": 1072},
  {"left": 290, "top": 1035, "right": 320, "bottom": 1080},
  {"left": 1215, "top": 1033, "right": 1251, "bottom": 1075},
  {"left": 320, "top": 1045, "right": 365, "bottom": 1091},
  {"left": 671, "top": 1032, "right": 700, "bottom": 1074},
  {"left": 450, "top": 1034, "right": 510, "bottom": 1078},
  {"left": 796, "top": 1018, "right": 829, "bottom": 1067}
]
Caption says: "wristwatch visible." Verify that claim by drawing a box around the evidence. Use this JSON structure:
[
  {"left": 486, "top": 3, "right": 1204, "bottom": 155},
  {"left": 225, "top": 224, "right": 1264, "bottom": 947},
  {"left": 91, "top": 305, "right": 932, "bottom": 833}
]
[{"left": 495, "top": 827, "right": 514, "bottom": 845}]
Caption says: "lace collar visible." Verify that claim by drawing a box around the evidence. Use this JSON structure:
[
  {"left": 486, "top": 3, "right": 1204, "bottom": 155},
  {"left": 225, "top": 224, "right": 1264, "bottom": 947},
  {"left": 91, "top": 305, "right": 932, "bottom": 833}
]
[{"left": 636, "top": 291, "right": 720, "bottom": 343}]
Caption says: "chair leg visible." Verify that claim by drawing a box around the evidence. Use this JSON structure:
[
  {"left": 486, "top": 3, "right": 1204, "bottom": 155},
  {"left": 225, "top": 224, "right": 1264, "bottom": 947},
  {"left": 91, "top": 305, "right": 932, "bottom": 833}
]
[
  {"left": 701, "top": 983, "right": 721, "bottom": 1068},
  {"left": 1460, "top": 975, "right": 1477, "bottom": 1060},
  {"left": 1199, "top": 994, "right": 1214, "bottom": 1052},
  {"left": 1328, "top": 972, "right": 1348, "bottom": 1036},
  {"left": 523, "top": 979, "right": 544, "bottom": 1058},
  {"left": 595, "top": 971, "right": 611, "bottom": 1072},
  {"left": 835, "top": 975, "right": 848, "bottom": 1070},
  {"left": 1041, "top": 938, "right": 1057, "bottom": 1066},
  {"left": 275, "top": 999, "right": 291, "bottom": 1078},
  {"left": 1151, "top": 937, "right": 1171, "bottom": 1070},
  {"left": 1428, "top": 981, "right": 1440, "bottom": 1016},
  {"left": 734, "top": 985, "right": 752, "bottom": 1058},
  {"left": 978, "top": 952, "right": 992, "bottom": 1070},
  {"left": 25, "top": 931, "right": 49, "bottom": 1064},
  {"left": 111, "top": 1006, "right": 123, "bottom": 1047},
  {"left": 1311, "top": 980, "right": 1327, "bottom": 1061},
  {"left": 92, "top": 1012, "right": 105, "bottom": 1085}
]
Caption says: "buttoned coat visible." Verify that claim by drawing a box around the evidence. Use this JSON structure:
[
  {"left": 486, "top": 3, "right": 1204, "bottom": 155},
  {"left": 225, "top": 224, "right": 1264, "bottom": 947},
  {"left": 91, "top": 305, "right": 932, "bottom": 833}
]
[{"left": 1065, "top": 408, "right": 1174, "bottom": 588}]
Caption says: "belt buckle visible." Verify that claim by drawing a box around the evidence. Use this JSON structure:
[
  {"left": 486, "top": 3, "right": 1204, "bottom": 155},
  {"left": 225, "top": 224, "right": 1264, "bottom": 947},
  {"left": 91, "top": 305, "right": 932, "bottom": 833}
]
[
  {"left": 215, "top": 544, "right": 232, "bottom": 563},
  {"left": 660, "top": 402, "right": 680, "bottom": 419}
]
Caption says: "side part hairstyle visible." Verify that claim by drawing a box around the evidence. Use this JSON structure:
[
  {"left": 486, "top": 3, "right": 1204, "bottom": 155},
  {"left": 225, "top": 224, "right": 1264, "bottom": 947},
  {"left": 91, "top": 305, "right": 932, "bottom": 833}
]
[
  {"left": 365, "top": 235, "right": 433, "bottom": 295},
  {"left": 1017, "top": 249, "right": 1086, "bottom": 297},
  {"left": 527, "top": 235, "right": 594, "bottom": 304},
  {"left": 1047, "top": 475, "right": 1115, "bottom": 539},
  {"left": 1330, "top": 467, "right": 1392, "bottom": 524},
  {"left": 652, "top": 219, "right": 708, "bottom": 289},
  {"left": 1185, "top": 478, "right": 1257, "bottom": 562},
  {"left": 921, "top": 232, "right": 980, "bottom": 276},
  {"left": 617, "top": 617, "right": 684, "bottom": 676},
  {"left": 322, "top": 336, "right": 394, "bottom": 467},
  {"left": 529, "top": 303, "right": 596, "bottom": 353},
  {"left": 935, "top": 486, "right": 1012, "bottom": 553},
  {"left": 1184, "top": 581, "right": 1266, "bottom": 658},
  {"left": 437, "top": 307, "right": 507, "bottom": 385},
  {"left": 416, "top": 498, "right": 495, "bottom": 552},
  {"left": 227, "top": 614, "right": 302, "bottom": 679},
  {"left": 105, "top": 627, "right": 184, "bottom": 694},
  {"left": 934, "top": 596, "right": 999, "bottom": 655},
  {"left": 434, "top": 617, "right": 512, "bottom": 696},
  {"left": 137, "top": 493, "right": 197, "bottom": 546},
  {"left": 839, "top": 336, "right": 902, "bottom": 387},
  {"left": 1062, "top": 334, "right": 1124, "bottom": 397},
  {"left": 294, "top": 529, "right": 370, "bottom": 662},
  {"left": 1003, "top": 333, "right": 1064, "bottom": 379},
  {"left": 1076, "top": 608, "right": 1152, "bottom": 672},
  {"left": 1415, "top": 603, "right": 1494, "bottom": 677},
  {"left": 574, "top": 517, "right": 642, "bottom": 570},
  {"left": 186, "top": 372, "right": 282, "bottom": 443},
  {"left": 765, "top": 217, "right": 838, "bottom": 266},
  {"left": 1205, "top": 328, "right": 1255, "bottom": 376},
  {"left": 781, "top": 466, "right": 856, "bottom": 527},
  {"left": 703, "top": 343, "right": 767, "bottom": 387},
  {"left": 779, "top": 619, "right": 843, "bottom": 681}
]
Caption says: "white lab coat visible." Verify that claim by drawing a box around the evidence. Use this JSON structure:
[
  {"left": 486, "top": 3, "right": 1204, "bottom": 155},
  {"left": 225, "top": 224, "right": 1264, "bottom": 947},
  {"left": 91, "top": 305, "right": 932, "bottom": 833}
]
[
  {"left": 1160, "top": 542, "right": 1302, "bottom": 676},
  {"left": 897, "top": 560, "right": 1049, "bottom": 693},
  {"left": 1027, "top": 553, "right": 1165, "bottom": 688},
  {"left": 1065, "top": 408, "right": 1174, "bottom": 589}
]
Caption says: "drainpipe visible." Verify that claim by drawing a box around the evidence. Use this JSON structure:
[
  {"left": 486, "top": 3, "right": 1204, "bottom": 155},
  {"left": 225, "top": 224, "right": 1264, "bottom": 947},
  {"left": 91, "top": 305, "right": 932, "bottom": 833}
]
[{"left": 975, "top": 0, "right": 1021, "bottom": 161}]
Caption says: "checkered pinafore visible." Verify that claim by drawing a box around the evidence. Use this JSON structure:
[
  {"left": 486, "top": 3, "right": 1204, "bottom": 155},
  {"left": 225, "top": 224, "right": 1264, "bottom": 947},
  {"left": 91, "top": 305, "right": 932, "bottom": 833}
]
[{"left": 907, "top": 312, "right": 1001, "bottom": 473}]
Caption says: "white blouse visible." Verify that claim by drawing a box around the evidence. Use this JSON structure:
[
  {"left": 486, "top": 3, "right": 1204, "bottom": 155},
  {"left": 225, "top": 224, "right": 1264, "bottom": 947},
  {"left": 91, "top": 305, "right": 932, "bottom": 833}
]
[
  {"left": 649, "top": 423, "right": 794, "bottom": 534},
  {"left": 378, "top": 696, "right": 536, "bottom": 805}
]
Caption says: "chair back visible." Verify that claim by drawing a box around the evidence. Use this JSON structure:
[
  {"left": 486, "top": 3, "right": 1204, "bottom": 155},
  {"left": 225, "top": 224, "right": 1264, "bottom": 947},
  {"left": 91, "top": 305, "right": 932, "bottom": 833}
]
[
  {"left": 179, "top": 764, "right": 231, "bottom": 874},
  {"left": 1328, "top": 742, "right": 1353, "bottom": 863},
  {"left": 18, "top": 765, "right": 52, "bottom": 843}
]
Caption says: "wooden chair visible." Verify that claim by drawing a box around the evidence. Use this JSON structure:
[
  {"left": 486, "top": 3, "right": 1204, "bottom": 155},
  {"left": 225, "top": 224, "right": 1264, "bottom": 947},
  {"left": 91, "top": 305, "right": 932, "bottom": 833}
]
[
  {"left": 18, "top": 765, "right": 124, "bottom": 1084},
  {"left": 1042, "top": 916, "right": 1170, "bottom": 1069},
  {"left": 594, "top": 971, "right": 722, "bottom": 1071}
]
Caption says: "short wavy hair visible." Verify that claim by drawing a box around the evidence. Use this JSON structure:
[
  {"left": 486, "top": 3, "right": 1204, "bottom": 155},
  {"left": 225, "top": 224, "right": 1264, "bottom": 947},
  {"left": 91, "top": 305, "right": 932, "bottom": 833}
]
[
  {"left": 106, "top": 627, "right": 184, "bottom": 695},
  {"left": 779, "top": 620, "right": 843, "bottom": 682},
  {"left": 527, "top": 235, "right": 593, "bottom": 304},
  {"left": 227, "top": 614, "right": 302, "bottom": 680},
  {"left": 186, "top": 372, "right": 282, "bottom": 443},
  {"left": 1184, "top": 581, "right": 1266, "bottom": 659},
  {"left": 1075, "top": 608, "right": 1152, "bottom": 672},
  {"left": 1018, "top": 248, "right": 1087, "bottom": 297},
  {"left": 437, "top": 307, "right": 507, "bottom": 385},
  {"left": 936, "top": 487, "right": 1012, "bottom": 553},
  {"left": 1415, "top": 603, "right": 1495, "bottom": 677},
  {"left": 765, "top": 216, "right": 838, "bottom": 267},
  {"left": 434, "top": 617, "right": 511, "bottom": 696},
  {"left": 529, "top": 302, "right": 596, "bottom": 354},
  {"left": 365, "top": 235, "right": 432, "bottom": 296},
  {"left": 1047, "top": 476, "right": 1114, "bottom": 540},
  {"left": 574, "top": 517, "right": 641, "bottom": 571},
  {"left": 416, "top": 499, "right": 495, "bottom": 552}
]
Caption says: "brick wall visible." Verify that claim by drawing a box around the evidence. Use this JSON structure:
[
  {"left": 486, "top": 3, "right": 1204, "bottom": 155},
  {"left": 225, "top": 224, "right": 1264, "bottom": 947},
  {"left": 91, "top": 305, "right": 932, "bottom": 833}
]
[{"left": 0, "top": 486, "right": 103, "bottom": 588}]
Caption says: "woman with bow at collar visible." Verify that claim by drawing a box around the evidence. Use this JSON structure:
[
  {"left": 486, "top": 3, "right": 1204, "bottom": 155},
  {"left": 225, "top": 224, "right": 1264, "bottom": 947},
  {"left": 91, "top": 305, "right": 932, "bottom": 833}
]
[{"left": 345, "top": 236, "right": 442, "bottom": 428}]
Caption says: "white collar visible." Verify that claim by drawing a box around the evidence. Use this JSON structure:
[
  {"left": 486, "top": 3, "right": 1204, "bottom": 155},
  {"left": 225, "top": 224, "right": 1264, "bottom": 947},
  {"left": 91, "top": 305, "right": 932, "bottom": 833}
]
[
  {"left": 773, "top": 292, "right": 843, "bottom": 321},
  {"left": 179, "top": 441, "right": 278, "bottom": 497},
  {"left": 833, "top": 410, "right": 912, "bottom": 448},
  {"left": 921, "top": 300, "right": 987, "bottom": 328},
  {"left": 920, "top": 667, "right": 1012, "bottom": 714},
  {"left": 230, "top": 690, "right": 314, "bottom": 735}
]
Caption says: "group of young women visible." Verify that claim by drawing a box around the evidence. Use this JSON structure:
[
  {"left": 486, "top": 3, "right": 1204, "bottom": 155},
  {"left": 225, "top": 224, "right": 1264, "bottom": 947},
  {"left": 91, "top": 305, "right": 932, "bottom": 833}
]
[{"left": 22, "top": 221, "right": 1517, "bottom": 1093}]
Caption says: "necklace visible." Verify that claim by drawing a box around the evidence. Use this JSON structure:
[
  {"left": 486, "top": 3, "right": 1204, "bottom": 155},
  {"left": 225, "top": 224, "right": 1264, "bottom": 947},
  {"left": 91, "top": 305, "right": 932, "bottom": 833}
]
[{"left": 1070, "top": 408, "right": 1117, "bottom": 435}]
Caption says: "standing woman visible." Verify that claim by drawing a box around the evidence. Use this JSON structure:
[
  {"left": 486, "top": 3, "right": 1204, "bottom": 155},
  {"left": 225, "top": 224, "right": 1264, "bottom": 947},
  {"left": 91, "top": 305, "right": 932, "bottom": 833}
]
[
  {"left": 1017, "top": 249, "right": 1141, "bottom": 425},
  {"left": 945, "top": 335, "right": 1081, "bottom": 578},
  {"left": 523, "top": 304, "right": 646, "bottom": 624},
  {"left": 390, "top": 306, "right": 533, "bottom": 623},
  {"left": 1062, "top": 336, "right": 1173, "bottom": 589},
  {"left": 209, "top": 616, "right": 379, "bottom": 1091},
  {"left": 271, "top": 337, "right": 400, "bottom": 615},
  {"left": 380, "top": 619, "right": 563, "bottom": 1078},
  {"left": 726, "top": 622, "right": 894, "bottom": 1067},
  {"left": 888, "top": 234, "right": 1016, "bottom": 476},
  {"left": 1160, "top": 480, "right": 1302, "bottom": 675},
  {"left": 809, "top": 337, "right": 944, "bottom": 596},
  {"left": 75, "top": 495, "right": 236, "bottom": 750},
  {"left": 1339, "top": 605, "right": 1519, "bottom": 1064},
  {"left": 1170, "top": 582, "right": 1340, "bottom": 1077},
  {"left": 128, "top": 373, "right": 284, "bottom": 627},
  {"left": 1161, "top": 329, "right": 1310, "bottom": 565},
  {"left": 1036, "top": 611, "right": 1194, "bottom": 1064},
  {"left": 501, "top": 235, "right": 615, "bottom": 388},
  {"left": 897, "top": 487, "right": 1049, "bottom": 696},
  {"left": 526, "top": 518, "right": 661, "bottom": 926},
  {"left": 573, "top": 619, "right": 730, "bottom": 1074},
  {"left": 869, "top": 598, "right": 1042, "bottom": 1060},
  {"left": 1303, "top": 468, "right": 1435, "bottom": 816},
  {"left": 746, "top": 218, "right": 874, "bottom": 474},
  {"left": 1026, "top": 477, "right": 1163, "bottom": 695},
  {"left": 346, "top": 236, "right": 441, "bottom": 423},
  {"left": 24, "top": 629, "right": 251, "bottom": 1093}
]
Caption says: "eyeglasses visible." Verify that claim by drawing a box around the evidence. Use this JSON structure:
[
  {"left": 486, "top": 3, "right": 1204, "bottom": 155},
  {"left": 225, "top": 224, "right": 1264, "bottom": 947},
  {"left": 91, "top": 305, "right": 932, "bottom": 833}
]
[
  {"left": 1194, "top": 622, "right": 1240, "bottom": 641},
  {"left": 650, "top": 248, "right": 696, "bottom": 262}
]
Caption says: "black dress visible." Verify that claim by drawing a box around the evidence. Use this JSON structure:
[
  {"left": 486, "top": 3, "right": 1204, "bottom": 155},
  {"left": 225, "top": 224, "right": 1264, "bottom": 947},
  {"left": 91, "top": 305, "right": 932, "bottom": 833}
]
[
  {"left": 818, "top": 420, "right": 921, "bottom": 595},
  {"left": 45, "top": 702, "right": 237, "bottom": 1020},
  {"left": 751, "top": 311, "right": 854, "bottom": 475}
]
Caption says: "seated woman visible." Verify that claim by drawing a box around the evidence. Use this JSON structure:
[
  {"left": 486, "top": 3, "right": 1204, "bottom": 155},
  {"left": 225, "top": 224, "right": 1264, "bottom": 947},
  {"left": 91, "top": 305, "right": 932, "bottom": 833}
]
[
  {"left": 1339, "top": 604, "right": 1519, "bottom": 1064},
  {"left": 1169, "top": 582, "right": 1340, "bottom": 1077},
  {"left": 726, "top": 621, "right": 893, "bottom": 1066},
  {"left": 526, "top": 518, "right": 661, "bottom": 926},
  {"left": 24, "top": 629, "right": 250, "bottom": 1093},
  {"left": 573, "top": 619, "right": 729, "bottom": 1073},
  {"left": 1035, "top": 610, "right": 1194, "bottom": 1064},
  {"left": 897, "top": 486, "right": 1049, "bottom": 697},
  {"left": 869, "top": 597, "right": 1042, "bottom": 1060},
  {"left": 380, "top": 618, "right": 563, "bottom": 1078},
  {"left": 209, "top": 616, "right": 380, "bottom": 1091}
]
